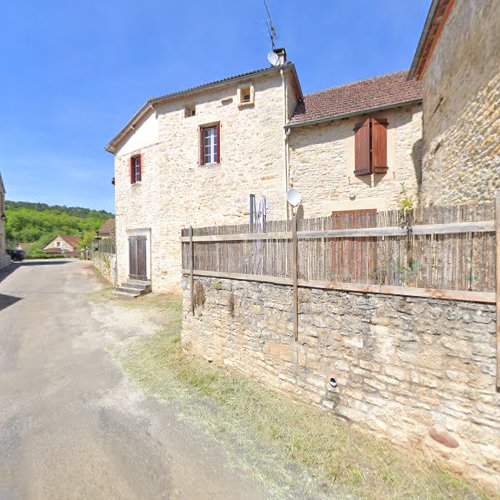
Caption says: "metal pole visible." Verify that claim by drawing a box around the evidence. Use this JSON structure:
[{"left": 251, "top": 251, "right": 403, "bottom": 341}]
[
  {"left": 189, "top": 226, "right": 194, "bottom": 316},
  {"left": 292, "top": 209, "right": 299, "bottom": 341},
  {"left": 495, "top": 192, "right": 500, "bottom": 390}
]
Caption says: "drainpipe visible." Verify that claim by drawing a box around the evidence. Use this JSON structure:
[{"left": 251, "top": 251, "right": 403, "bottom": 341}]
[{"left": 281, "top": 68, "right": 290, "bottom": 221}]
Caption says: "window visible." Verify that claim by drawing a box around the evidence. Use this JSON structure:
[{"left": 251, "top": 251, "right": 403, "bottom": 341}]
[
  {"left": 354, "top": 118, "right": 388, "bottom": 176},
  {"left": 185, "top": 104, "right": 196, "bottom": 117},
  {"left": 130, "top": 154, "right": 142, "bottom": 183},
  {"left": 200, "top": 124, "right": 220, "bottom": 165},
  {"left": 238, "top": 84, "right": 254, "bottom": 107}
]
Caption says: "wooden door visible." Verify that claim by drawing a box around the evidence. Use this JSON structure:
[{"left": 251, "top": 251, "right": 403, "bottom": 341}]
[
  {"left": 331, "top": 209, "right": 377, "bottom": 283},
  {"left": 129, "top": 236, "right": 147, "bottom": 280}
]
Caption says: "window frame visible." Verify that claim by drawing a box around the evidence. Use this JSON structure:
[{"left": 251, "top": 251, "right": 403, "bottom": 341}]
[
  {"left": 130, "top": 154, "right": 142, "bottom": 184},
  {"left": 237, "top": 83, "right": 255, "bottom": 107},
  {"left": 199, "top": 123, "right": 221, "bottom": 166}
]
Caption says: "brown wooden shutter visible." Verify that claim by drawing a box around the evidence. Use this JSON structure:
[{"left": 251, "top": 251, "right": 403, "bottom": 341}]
[
  {"left": 354, "top": 119, "right": 371, "bottom": 176},
  {"left": 130, "top": 157, "right": 135, "bottom": 184},
  {"left": 372, "top": 118, "right": 388, "bottom": 174},
  {"left": 200, "top": 127, "right": 205, "bottom": 165}
]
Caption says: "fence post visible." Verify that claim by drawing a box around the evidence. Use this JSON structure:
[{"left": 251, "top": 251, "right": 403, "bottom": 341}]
[
  {"left": 292, "top": 213, "right": 299, "bottom": 341},
  {"left": 496, "top": 192, "right": 500, "bottom": 391},
  {"left": 189, "top": 226, "right": 195, "bottom": 316}
]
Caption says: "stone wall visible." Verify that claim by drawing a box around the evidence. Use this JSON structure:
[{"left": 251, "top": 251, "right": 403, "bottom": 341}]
[
  {"left": 288, "top": 105, "right": 423, "bottom": 217},
  {"left": 93, "top": 252, "right": 116, "bottom": 285},
  {"left": 182, "top": 276, "right": 499, "bottom": 488},
  {"left": 419, "top": 0, "right": 500, "bottom": 206}
]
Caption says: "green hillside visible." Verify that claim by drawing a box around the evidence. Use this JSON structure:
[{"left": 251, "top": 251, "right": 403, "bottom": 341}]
[{"left": 5, "top": 201, "right": 114, "bottom": 257}]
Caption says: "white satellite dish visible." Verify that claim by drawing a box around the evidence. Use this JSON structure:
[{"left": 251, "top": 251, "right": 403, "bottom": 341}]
[
  {"left": 267, "top": 51, "right": 280, "bottom": 67},
  {"left": 287, "top": 188, "right": 301, "bottom": 207}
]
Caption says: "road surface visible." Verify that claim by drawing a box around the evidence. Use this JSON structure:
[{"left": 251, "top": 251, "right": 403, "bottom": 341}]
[{"left": 0, "top": 260, "right": 265, "bottom": 499}]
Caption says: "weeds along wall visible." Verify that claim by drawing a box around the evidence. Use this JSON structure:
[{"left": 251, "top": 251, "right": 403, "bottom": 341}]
[
  {"left": 93, "top": 252, "right": 116, "bottom": 285},
  {"left": 181, "top": 276, "right": 499, "bottom": 489}
]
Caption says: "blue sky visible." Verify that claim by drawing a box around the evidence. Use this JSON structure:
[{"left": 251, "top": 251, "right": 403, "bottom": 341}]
[{"left": 0, "top": 0, "right": 430, "bottom": 213}]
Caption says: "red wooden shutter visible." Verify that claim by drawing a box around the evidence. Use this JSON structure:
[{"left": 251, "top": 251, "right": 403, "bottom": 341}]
[
  {"left": 372, "top": 118, "right": 388, "bottom": 174},
  {"left": 130, "top": 157, "right": 135, "bottom": 184},
  {"left": 216, "top": 122, "right": 221, "bottom": 163},
  {"left": 137, "top": 154, "right": 142, "bottom": 181},
  {"left": 200, "top": 127, "right": 205, "bottom": 165},
  {"left": 354, "top": 119, "right": 371, "bottom": 176}
]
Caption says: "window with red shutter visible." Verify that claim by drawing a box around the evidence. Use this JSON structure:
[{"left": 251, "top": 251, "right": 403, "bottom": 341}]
[
  {"left": 130, "top": 154, "right": 142, "bottom": 184},
  {"left": 354, "top": 119, "right": 371, "bottom": 176},
  {"left": 354, "top": 118, "right": 388, "bottom": 176},
  {"left": 200, "top": 123, "right": 220, "bottom": 165}
]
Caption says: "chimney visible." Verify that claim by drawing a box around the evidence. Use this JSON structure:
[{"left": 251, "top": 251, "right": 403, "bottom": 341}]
[{"left": 273, "top": 47, "right": 287, "bottom": 65}]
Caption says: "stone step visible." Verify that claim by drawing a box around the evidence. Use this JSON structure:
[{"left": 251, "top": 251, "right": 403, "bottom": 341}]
[
  {"left": 127, "top": 279, "right": 151, "bottom": 286},
  {"left": 113, "top": 290, "right": 140, "bottom": 298},
  {"left": 123, "top": 282, "right": 151, "bottom": 290}
]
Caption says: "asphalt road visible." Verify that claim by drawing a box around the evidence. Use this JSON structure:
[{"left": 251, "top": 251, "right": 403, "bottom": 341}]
[{"left": 0, "top": 260, "right": 264, "bottom": 500}]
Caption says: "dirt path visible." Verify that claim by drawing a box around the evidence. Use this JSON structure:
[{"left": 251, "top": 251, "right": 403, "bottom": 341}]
[{"left": 0, "top": 260, "right": 267, "bottom": 499}]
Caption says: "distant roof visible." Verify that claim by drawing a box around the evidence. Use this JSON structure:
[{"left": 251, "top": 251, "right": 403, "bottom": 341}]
[
  {"left": 106, "top": 63, "right": 302, "bottom": 153},
  {"left": 409, "top": 0, "right": 455, "bottom": 79},
  {"left": 288, "top": 70, "right": 422, "bottom": 128},
  {"left": 59, "top": 235, "right": 80, "bottom": 249},
  {"left": 97, "top": 218, "right": 115, "bottom": 235}
]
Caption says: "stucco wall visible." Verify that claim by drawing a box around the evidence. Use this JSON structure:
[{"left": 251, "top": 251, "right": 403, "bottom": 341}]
[
  {"left": 182, "top": 276, "right": 499, "bottom": 489},
  {"left": 115, "top": 70, "right": 292, "bottom": 291},
  {"left": 44, "top": 236, "right": 76, "bottom": 252},
  {"left": 419, "top": 0, "right": 500, "bottom": 206},
  {"left": 288, "top": 105, "right": 423, "bottom": 216}
]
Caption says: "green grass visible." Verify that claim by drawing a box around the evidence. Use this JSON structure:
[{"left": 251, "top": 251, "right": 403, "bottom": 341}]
[{"left": 112, "top": 294, "right": 489, "bottom": 499}]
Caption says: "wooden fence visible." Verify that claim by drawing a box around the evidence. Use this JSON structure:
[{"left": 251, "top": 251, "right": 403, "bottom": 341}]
[{"left": 182, "top": 201, "right": 497, "bottom": 302}]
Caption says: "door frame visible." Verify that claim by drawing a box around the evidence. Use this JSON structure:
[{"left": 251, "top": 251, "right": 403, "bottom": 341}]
[{"left": 126, "top": 228, "right": 151, "bottom": 281}]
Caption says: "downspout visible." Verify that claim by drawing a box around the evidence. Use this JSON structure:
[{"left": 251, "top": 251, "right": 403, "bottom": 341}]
[{"left": 281, "top": 68, "right": 290, "bottom": 221}]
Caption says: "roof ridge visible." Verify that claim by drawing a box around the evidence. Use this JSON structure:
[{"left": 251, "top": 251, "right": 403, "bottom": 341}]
[{"left": 303, "top": 70, "right": 410, "bottom": 99}]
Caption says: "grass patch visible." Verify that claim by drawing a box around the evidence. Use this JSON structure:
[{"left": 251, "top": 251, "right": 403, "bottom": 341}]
[{"left": 114, "top": 295, "right": 488, "bottom": 499}]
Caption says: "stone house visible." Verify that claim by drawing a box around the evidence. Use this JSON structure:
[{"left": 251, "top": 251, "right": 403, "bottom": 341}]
[
  {"left": 43, "top": 235, "right": 80, "bottom": 258},
  {"left": 409, "top": 0, "right": 500, "bottom": 206},
  {"left": 287, "top": 71, "right": 422, "bottom": 217},
  {"left": 0, "top": 172, "right": 9, "bottom": 269},
  {"left": 106, "top": 49, "right": 423, "bottom": 291}
]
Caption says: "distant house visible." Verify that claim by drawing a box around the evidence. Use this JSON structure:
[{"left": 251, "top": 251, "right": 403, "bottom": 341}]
[
  {"left": 106, "top": 49, "right": 423, "bottom": 292},
  {"left": 409, "top": 0, "right": 500, "bottom": 205},
  {"left": 0, "top": 172, "right": 9, "bottom": 269},
  {"left": 94, "top": 219, "right": 115, "bottom": 253},
  {"left": 43, "top": 235, "right": 80, "bottom": 258}
]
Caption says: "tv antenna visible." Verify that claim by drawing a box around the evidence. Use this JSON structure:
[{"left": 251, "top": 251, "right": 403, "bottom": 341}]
[{"left": 263, "top": 0, "right": 277, "bottom": 49}]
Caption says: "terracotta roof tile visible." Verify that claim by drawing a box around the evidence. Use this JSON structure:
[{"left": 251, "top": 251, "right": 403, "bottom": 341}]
[
  {"left": 97, "top": 219, "right": 115, "bottom": 236},
  {"left": 289, "top": 70, "right": 422, "bottom": 126},
  {"left": 59, "top": 235, "right": 80, "bottom": 249}
]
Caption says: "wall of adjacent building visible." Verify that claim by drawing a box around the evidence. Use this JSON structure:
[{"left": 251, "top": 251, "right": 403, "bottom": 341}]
[
  {"left": 182, "top": 276, "right": 499, "bottom": 490},
  {"left": 114, "top": 70, "right": 293, "bottom": 291},
  {"left": 419, "top": 0, "right": 500, "bottom": 206},
  {"left": 288, "top": 105, "right": 423, "bottom": 217}
]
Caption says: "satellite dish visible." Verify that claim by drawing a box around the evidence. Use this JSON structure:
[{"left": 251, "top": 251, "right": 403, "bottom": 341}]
[
  {"left": 287, "top": 188, "right": 301, "bottom": 207},
  {"left": 267, "top": 51, "right": 280, "bottom": 67}
]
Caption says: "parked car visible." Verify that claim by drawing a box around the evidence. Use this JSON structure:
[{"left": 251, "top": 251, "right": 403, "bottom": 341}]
[{"left": 7, "top": 248, "right": 25, "bottom": 261}]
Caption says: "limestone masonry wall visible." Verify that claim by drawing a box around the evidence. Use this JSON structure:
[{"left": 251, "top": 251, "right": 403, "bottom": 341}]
[
  {"left": 93, "top": 252, "right": 116, "bottom": 285},
  {"left": 420, "top": 0, "right": 500, "bottom": 206},
  {"left": 289, "top": 105, "right": 423, "bottom": 216},
  {"left": 182, "top": 277, "right": 499, "bottom": 489}
]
